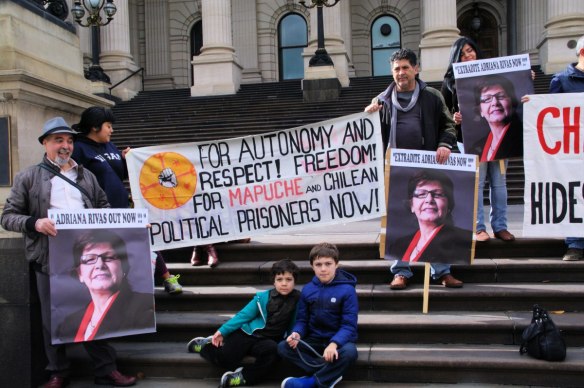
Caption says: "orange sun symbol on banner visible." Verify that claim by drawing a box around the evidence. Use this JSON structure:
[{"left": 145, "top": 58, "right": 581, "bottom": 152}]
[{"left": 139, "top": 152, "right": 197, "bottom": 209}]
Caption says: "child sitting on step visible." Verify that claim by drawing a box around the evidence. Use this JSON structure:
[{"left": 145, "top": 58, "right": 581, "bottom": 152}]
[
  {"left": 187, "top": 259, "right": 300, "bottom": 387},
  {"left": 278, "top": 242, "right": 359, "bottom": 388}
]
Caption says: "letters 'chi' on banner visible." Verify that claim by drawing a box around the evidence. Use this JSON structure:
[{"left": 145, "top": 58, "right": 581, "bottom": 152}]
[{"left": 522, "top": 93, "right": 584, "bottom": 237}]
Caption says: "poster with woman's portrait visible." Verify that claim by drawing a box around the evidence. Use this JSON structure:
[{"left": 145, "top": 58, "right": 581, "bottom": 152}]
[
  {"left": 453, "top": 54, "right": 533, "bottom": 161},
  {"left": 48, "top": 208, "right": 155, "bottom": 345},
  {"left": 381, "top": 149, "right": 477, "bottom": 265}
]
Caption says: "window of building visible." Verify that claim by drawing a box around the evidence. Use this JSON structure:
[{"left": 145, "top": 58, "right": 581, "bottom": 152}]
[
  {"left": 278, "top": 13, "right": 307, "bottom": 80},
  {"left": 190, "top": 20, "right": 203, "bottom": 83},
  {"left": 371, "top": 15, "right": 401, "bottom": 76}
]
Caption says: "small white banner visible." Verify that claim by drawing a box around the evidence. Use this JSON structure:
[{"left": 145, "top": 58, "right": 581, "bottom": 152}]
[{"left": 48, "top": 208, "right": 148, "bottom": 229}]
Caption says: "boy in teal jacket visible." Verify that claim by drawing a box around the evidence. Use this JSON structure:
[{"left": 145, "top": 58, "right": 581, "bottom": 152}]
[{"left": 188, "top": 259, "right": 300, "bottom": 387}]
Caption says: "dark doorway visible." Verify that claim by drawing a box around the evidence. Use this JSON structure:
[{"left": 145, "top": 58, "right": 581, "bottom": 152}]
[
  {"left": 190, "top": 20, "right": 203, "bottom": 84},
  {"left": 458, "top": 6, "right": 499, "bottom": 58}
]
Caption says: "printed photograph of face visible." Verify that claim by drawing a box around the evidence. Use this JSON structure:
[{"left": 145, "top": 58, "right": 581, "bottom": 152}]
[
  {"left": 455, "top": 70, "right": 533, "bottom": 161},
  {"left": 384, "top": 167, "right": 475, "bottom": 265},
  {"left": 76, "top": 240, "right": 126, "bottom": 296},
  {"left": 409, "top": 178, "right": 452, "bottom": 227},
  {"left": 49, "top": 227, "right": 154, "bottom": 344}
]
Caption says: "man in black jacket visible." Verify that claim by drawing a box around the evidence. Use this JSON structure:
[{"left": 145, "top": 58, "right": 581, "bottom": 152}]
[{"left": 365, "top": 48, "right": 462, "bottom": 290}]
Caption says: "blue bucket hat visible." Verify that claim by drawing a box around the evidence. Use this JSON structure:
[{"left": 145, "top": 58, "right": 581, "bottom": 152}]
[{"left": 38, "top": 117, "right": 78, "bottom": 144}]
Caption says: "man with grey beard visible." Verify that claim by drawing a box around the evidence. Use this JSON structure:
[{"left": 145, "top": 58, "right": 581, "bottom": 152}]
[{"left": 1, "top": 117, "right": 137, "bottom": 387}]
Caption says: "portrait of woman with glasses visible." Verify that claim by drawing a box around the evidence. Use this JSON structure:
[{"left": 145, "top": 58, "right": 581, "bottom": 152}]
[
  {"left": 467, "top": 74, "right": 524, "bottom": 161},
  {"left": 387, "top": 169, "right": 473, "bottom": 265},
  {"left": 55, "top": 229, "right": 155, "bottom": 343}
]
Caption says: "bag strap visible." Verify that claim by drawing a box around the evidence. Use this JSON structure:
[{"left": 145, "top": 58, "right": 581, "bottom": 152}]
[{"left": 38, "top": 163, "right": 94, "bottom": 207}]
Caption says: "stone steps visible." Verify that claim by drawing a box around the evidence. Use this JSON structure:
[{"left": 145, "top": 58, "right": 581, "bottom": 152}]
[
  {"left": 161, "top": 238, "right": 566, "bottom": 263},
  {"left": 159, "top": 257, "right": 583, "bottom": 286},
  {"left": 133, "top": 310, "right": 584, "bottom": 347},
  {"left": 150, "top": 281, "right": 584, "bottom": 313},
  {"left": 68, "top": 341, "right": 584, "bottom": 386}
]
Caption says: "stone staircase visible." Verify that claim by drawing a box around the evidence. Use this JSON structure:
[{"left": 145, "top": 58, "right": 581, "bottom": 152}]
[
  {"left": 111, "top": 71, "right": 552, "bottom": 206},
  {"left": 63, "top": 229, "right": 584, "bottom": 387}
]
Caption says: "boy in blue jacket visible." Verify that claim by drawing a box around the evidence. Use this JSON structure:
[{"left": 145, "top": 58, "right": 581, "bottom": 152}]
[
  {"left": 278, "top": 242, "right": 358, "bottom": 388},
  {"left": 187, "top": 259, "right": 300, "bottom": 387}
]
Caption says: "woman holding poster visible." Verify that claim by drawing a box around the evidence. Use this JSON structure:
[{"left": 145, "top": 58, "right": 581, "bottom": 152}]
[
  {"left": 388, "top": 170, "right": 472, "bottom": 265},
  {"left": 56, "top": 230, "right": 155, "bottom": 343},
  {"left": 441, "top": 37, "right": 517, "bottom": 243},
  {"left": 72, "top": 106, "right": 183, "bottom": 293}
]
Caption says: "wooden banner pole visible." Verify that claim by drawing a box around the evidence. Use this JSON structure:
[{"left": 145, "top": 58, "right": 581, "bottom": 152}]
[{"left": 422, "top": 262, "right": 430, "bottom": 313}]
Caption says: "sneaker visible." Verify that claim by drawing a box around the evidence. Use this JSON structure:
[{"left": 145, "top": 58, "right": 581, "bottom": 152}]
[
  {"left": 281, "top": 376, "right": 316, "bottom": 388},
  {"left": 163, "top": 274, "right": 183, "bottom": 294},
  {"left": 220, "top": 367, "right": 246, "bottom": 387},
  {"left": 187, "top": 336, "right": 212, "bottom": 353},
  {"left": 562, "top": 248, "right": 583, "bottom": 261}
]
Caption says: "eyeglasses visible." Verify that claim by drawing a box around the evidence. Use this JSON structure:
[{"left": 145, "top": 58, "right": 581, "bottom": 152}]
[
  {"left": 412, "top": 190, "right": 447, "bottom": 199},
  {"left": 79, "top": 253, "right": 120, "bottom": 265},
  {"left": 480, "top": 93, "right": 509, "bottom": 104}
]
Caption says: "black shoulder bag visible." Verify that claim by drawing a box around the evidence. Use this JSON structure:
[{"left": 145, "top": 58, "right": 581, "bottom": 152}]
[{"left": 520, "top": 304, "right": 566, "bottom": 361}]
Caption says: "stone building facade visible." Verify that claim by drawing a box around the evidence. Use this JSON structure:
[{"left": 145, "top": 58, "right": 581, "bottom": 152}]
[{"left": 1, "top": 0, "right": 584, "bottom": 203}]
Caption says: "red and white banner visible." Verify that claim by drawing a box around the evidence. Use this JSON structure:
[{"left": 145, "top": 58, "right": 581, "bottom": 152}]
[
  {"left": 127, "top": 112, "right": 385, "bottom": 250},
  {"left": 522, "top": 93, "right": 584, "bottom": 237}
]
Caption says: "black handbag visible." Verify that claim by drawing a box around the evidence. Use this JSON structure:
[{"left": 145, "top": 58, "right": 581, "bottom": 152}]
[{"left": 520, "top": 304, "right": 566, "bottom": 361}]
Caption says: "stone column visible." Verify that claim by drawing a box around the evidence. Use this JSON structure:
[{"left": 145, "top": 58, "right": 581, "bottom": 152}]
[
  {"left": 322, "top": 2, "right": 350, "bottom": 87},
  {"left": 418, "top": 0, "right": 460, "bottom": 82},
  {"left": 233, "top": 0, "right": 261, "bottom": 83},
  {"left": 191, "top": 0, "right": 242, "bottom": 96},
  {"left": 303, "top": 5, "right": 338, "bottom": 85},
  {"left": 99, "top": 0, "right": 142, "bottom": 99},
  {"left": 143, "top": 0, "right": 174, "bottom": 90},
  {"left": 539, "top": 0, "right": 584, "bottom": 73},
  {"left": 517, "top": 0, "right": 546, "bottom": 65},
  {"left": 340, "top": 0, "right": 355, "bottom": 79}
]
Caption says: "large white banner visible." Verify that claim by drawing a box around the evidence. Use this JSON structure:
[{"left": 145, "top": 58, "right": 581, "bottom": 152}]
[
  {"left": 523, "top": 93, "right": 584, "bottom": 237},
  {"left": 127, "top": 112, "right": 385, "bottom": 250}
]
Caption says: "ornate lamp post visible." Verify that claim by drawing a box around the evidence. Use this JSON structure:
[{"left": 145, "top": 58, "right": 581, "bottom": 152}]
[
  {"left": 299, "top": 0, "right": 340, "bottom": 67},
  {"left": 469, "top": 1, "right": 482, "bottom": 42},
  {"left": 71, "top": 0, "right": 117, "bottom": 83}
]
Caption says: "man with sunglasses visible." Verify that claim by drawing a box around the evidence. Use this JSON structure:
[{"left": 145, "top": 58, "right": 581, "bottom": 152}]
[{"left": 1, "top": 117, "right": 137, "bottom": 387}]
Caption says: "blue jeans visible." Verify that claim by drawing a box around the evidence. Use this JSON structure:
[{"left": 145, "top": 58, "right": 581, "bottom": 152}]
[
  {"left": 277, "top": 337, "right": 357, "bottom": 387},
  {"left": 477, "top": 160, "right": 508, "bottom": 233},
  {"left": 565, "top": 237, "right": 584, "bottom": 249},
  {"left": 390, "top": 260, "right": 451, "bottom": 280}
]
